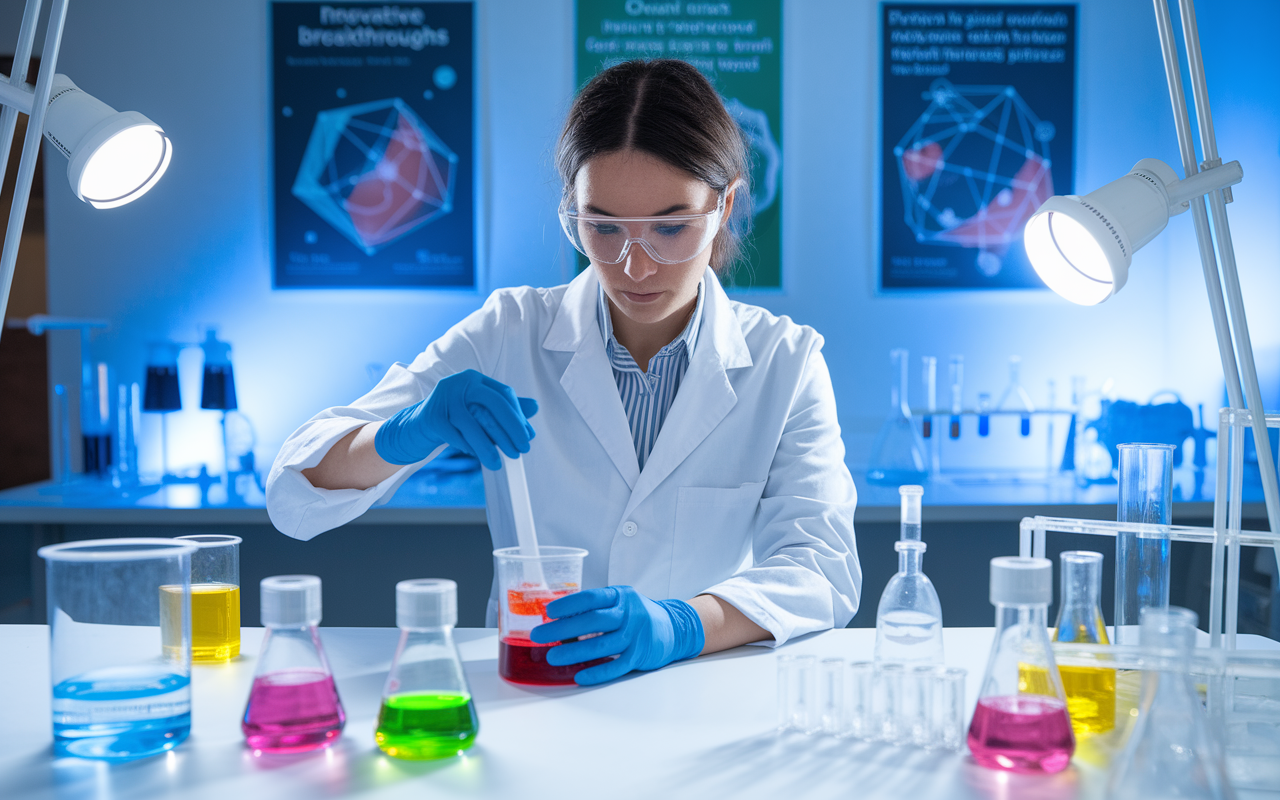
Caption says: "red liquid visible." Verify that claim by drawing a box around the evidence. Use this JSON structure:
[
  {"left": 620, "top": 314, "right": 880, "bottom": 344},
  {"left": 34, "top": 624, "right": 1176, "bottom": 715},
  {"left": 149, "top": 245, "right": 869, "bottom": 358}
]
[
  {"left": 499, "top": 638, "right": 613, "bottom": 685},
  {"left": 967, "top": 695, "right": 1074, "bottom": 774},
  {"left": 242, "top": 669, "right": 345, "bottom": 753}
]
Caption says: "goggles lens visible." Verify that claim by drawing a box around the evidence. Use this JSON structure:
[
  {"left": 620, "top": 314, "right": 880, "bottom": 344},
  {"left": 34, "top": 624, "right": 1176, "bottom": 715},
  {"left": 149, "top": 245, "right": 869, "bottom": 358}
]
[{"left": 559, "top": 192, "right": 728, "bottom": 265}]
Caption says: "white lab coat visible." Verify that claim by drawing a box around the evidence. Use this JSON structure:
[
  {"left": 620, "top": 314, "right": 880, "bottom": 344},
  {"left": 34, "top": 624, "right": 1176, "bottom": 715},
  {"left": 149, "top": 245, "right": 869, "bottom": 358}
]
[{"left": 266, "top": 267, "right": 861, "bottom": 645}]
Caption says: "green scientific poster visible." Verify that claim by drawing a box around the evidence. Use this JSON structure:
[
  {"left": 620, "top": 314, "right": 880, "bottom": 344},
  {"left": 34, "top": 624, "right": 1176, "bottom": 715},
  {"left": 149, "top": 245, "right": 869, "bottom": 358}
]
[{"left": 575, "top": 0, "right": 782, "bottom": 289}]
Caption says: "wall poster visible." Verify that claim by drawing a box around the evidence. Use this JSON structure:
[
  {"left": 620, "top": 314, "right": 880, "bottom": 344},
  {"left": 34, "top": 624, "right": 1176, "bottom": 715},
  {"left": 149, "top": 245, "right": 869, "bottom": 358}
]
[
  {"left": 881, "top": 4, "right": 1076, "bottom": 290},
  {"left": 271, "top": 2, "right": 475, "bottom": 288},
  {"left": 575, "top": 0, "right": 783, "bottom": 289}
]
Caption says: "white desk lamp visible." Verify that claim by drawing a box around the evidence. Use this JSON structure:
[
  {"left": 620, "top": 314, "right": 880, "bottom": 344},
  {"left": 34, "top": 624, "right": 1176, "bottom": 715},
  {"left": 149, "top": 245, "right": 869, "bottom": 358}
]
[
  {"left": 1024, "top": 0, "right": 1280, "bottom": 548},
  {"left": 0, "top": 0, "right": 171, "bottom": 341}
]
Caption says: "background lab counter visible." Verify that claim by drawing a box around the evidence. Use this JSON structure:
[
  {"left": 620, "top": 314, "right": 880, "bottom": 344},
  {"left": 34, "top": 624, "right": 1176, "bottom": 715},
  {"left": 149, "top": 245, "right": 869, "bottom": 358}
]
[{"left": 0, "top": 468, "right": 1272, "bottom": 634}]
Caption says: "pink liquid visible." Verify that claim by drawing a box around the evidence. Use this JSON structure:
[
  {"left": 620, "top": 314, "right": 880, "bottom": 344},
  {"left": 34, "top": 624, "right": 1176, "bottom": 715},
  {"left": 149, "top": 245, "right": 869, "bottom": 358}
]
[
  {"left": 967, "top": 695, "right": 1075, "bottom": 774},
  {"left": 242, "top": 669, "right": 346, "bottom": 753}
]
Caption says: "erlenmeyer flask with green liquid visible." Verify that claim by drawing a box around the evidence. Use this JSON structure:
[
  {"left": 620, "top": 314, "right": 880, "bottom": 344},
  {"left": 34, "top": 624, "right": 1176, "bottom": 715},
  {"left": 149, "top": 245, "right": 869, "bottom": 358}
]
[{"left": 376, "top": 579, "right": 479, "bottom": 760}]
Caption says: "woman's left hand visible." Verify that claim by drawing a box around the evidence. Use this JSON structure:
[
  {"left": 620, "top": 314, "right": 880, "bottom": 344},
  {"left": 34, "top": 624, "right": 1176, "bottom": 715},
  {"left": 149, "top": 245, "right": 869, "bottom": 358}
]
[{"left": 530, "top": 586, "right": 705, "bottom": 685}]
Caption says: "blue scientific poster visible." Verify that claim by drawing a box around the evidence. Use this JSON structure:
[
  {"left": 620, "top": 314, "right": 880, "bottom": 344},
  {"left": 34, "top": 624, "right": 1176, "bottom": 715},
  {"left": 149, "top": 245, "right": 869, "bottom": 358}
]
[
  {"left": 271, "top": 2, "right": 474, "bottom": 288},
  {"left": 881, "top": 4, "right": 1075, "bottom": 290}
]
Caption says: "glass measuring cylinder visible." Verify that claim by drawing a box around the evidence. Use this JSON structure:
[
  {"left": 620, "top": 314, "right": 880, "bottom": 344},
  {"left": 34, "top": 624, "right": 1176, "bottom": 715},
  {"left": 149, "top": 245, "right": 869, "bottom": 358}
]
[
  {"left": 494, "top": 546, "right": 607, "bottom": 685},
  {"left": 38, "top": 538, "right": 196, "bottom": 761},
  {"left": 242, "top": 576, "right": 345, "bottom": 753},
  {"left": 1115, "top": 443, "right": 1175, "bottom": 646},
  {"left": 1052, "top": 551, "right": 1115, "bottom": 737},
  {"left": 169, "top": 534, "right": 241, "bottom": 662},
  {"left": 376, "top": 580, "right": 478, "bottom": 760},
  {"left": 969, "top": 557, "right": 1074, "bottom": 774}
]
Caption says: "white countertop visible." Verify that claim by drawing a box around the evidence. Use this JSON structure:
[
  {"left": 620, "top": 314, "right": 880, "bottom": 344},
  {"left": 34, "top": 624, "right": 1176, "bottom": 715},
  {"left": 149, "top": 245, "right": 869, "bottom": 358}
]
[{"left": 1, "top": 625, "right": 1275, "bottom": 800}]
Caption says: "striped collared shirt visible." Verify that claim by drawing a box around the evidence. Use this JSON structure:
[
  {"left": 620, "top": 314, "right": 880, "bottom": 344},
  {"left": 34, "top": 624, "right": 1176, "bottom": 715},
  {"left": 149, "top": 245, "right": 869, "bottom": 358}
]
[{"left": 597, "top": 282, "right": 704, "bottom": 471}]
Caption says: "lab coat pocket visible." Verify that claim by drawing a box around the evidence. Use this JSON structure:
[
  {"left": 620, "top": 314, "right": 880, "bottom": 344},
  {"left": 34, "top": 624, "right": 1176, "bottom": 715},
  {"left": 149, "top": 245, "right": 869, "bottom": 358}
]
[{"left": 671, "top": 480, "right": 767, "bottom": 599}]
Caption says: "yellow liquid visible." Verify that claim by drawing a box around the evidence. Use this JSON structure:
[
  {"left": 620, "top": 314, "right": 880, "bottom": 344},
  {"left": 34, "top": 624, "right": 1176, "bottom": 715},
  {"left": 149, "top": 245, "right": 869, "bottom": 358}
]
[
  {"left": 160, "top": 583, "right": 241, "bottom": 662},
  {"left": 1018, "top": 663, "right": 1116, "bottom": 737}
]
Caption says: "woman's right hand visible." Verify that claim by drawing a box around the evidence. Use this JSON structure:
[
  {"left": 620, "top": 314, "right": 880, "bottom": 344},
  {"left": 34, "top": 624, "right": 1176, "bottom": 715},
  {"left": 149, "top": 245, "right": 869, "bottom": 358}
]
[{"left": 374, "top": 369, "right": 539, "bottom": 470}]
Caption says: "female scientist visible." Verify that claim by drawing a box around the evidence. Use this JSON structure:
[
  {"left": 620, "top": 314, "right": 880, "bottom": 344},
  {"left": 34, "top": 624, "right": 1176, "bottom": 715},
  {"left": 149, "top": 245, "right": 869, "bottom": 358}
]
[{"left": 267, "top": 59, "right": 861, "bottom": 685}]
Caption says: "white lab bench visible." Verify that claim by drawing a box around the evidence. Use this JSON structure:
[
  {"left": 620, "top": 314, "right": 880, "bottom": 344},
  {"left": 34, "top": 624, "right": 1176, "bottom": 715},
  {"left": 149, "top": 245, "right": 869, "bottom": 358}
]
[{"left": 2, "top": 624, "right": 1277, "bottom": 800}]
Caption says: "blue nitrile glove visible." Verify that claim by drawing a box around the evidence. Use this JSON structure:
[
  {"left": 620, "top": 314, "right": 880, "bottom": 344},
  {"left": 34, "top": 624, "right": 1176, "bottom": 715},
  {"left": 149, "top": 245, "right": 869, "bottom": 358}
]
[
  {"left": 529, "top": 586, "right": 705, "bottom": 686},
  {"left": 374, "top": 369, "right": 539, "bottom": 471}
]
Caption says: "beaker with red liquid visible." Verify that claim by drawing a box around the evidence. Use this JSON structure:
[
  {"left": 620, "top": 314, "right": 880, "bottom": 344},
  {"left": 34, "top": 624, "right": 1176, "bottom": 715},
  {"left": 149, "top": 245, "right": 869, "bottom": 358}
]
[
  {"left": 968, "top": 557, "right": 1074, "bottom": 774},
  {"left": 494, "top": 546, "right": 608, "bottom": 685},
  {"left": 242, "top": 575, "right": 346, "bottom": 753}
]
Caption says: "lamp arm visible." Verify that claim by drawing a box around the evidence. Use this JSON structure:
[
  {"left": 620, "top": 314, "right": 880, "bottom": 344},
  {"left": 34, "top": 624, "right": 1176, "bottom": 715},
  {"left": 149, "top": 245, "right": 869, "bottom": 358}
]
[
  {"left": 1165, "top": 161, "right": 1242, "bottom": 209},
  {"left": 0, "top": 77, "right": 35, "bottom": 115}
]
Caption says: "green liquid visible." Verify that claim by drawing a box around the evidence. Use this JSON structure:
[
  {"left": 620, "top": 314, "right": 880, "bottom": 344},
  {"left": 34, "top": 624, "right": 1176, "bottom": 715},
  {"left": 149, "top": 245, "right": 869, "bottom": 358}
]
[{"left": 375, "top": 692, "right": 478, "bottom": 760}]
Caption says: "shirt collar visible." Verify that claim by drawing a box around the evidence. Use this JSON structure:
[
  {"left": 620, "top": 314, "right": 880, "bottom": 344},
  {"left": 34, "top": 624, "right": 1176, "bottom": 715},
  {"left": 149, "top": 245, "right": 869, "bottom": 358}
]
[{"left": 597, "top": 278, "right": 704, "bottom": 360}]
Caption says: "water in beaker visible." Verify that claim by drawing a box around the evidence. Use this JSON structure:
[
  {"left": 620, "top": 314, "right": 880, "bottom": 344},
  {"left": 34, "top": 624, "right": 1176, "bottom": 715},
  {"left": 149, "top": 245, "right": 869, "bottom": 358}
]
[{"left": 868, "top": 349, "right": 928, "bottom": 486}]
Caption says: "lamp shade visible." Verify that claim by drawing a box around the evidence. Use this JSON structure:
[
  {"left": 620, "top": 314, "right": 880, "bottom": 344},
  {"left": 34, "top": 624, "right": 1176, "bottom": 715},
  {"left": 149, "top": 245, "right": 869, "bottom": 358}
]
[
  {"left": 42, "top": 75, "right": 171, "bottom": 209},
  {"left": 1024, "top": 159, "right": 1180, "bottom": 305}
]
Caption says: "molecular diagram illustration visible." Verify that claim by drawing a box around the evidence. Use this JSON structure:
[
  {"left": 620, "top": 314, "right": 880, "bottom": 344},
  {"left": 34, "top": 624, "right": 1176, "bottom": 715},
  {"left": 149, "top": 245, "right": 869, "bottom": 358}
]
[
  {"left": 293, "top": 98, "right": 457, "bottom": 255},
  {"left": 724, "top": 97, "right": 781, "bottom": 218},
  {"left": 893, "top": 79, "right": 1055, "bottom": 277}
]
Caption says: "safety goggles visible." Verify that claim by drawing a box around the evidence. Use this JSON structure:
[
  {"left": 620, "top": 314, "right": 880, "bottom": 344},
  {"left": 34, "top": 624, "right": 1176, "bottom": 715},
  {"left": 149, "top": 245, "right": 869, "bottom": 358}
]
[{"left": 558, "top": 187, "right": 732, "bottom": 265}]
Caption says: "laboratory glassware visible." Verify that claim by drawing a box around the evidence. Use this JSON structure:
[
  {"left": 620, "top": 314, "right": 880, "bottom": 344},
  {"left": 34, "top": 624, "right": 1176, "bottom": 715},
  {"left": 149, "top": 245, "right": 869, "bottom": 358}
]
[
  {"left": 996, "top": 356, "right": 1035, "bottom": 437},
  {"left": 494, "top": 545, "right": 608, "bottom": 685},
  {"left": 949, "top": 355, "right": 964, "bottom": 439},
  {"left": 1105, "top": 607, "right": 1234, "bottom": 800},
  {"left": 1115, "top": 443, "right": 1175, "bottom": 646},
  {"left": 38, "top": 538, "right": 196, "bottom": 761},
  {"left": 935, "top": 667, "right": 967, "bottom": 751},
  {"left": 172, "top": 534, "right": 241, "bottom": 662},
  {"left": 968, "top": 556, "right": 1074, "bottom": 774},
  {"left": 867, "top": 348, "right": 928, "bottom": 486},
  {"left": 199, "top": 329, "right": 238, "bottom": 411},
  {"left": 144, "top": 341, "right": 182, "bottom": 478},
  {"left": 52, "top": 384, "right": 72, "bottom": 484},
  {"left": 1052, "top": 551, "right": 1114, "bottom": 737},
  {"left": 874, "top": 541, "right": 944, "bottom": 666},
  {"left": 112, "top": 383, "right": 140, "bottom": 488},
  {"left": 875, "top": 662, "right": 906, "bottom": 742},
  {"left": 819, "top": 657, "right": 845, "bottom": 735},
  {"left": 904, "top": 664, "right": 935, "bottom": 747},
  {"left": 376, "top": 579, "right": 479, "bottom": 760},
  {"left": 847, "top": 661, "right": 874, "bottom": 740},
  {"left": 899, "top": 484, "right": 922, "bottom": 542},
  {"left": 81, "top": 360, "right": 113, "bottom": 476},
  {"left": 977, "top": 392, "right": 993, "bottom": 437},
  {"left": 776, "top": 654, "right": 818, "bottom": 733},
  {"left": 921, "top": 356, "right": 937, "bottom": 439},
  {"left": 242, "top": 575, "right": 345, "bottom": 753}
]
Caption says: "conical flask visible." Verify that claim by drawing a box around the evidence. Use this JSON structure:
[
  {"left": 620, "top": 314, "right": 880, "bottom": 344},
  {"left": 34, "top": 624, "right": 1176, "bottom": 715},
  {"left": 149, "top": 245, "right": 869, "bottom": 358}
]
[
  {"left": 1052, "top": 551, "right": 1115, "bottom": 738},
  {"left": 242, "top": 575, "right": 346, "bottom": 753},
  {"left": 868, "top": 349, "right": 928, "bottom": 486},
  {"left": 969, "top": 557, "right": 1074, "bottom": 774},
  {"left": 874, "top": 541, "right": 943, "bottom": 666},
  {"left": 1105, "top": 607, "right": 1235, "bottom": 800},
  {"left": 376, "top": 579, "right": 479, "bottom": 760}
]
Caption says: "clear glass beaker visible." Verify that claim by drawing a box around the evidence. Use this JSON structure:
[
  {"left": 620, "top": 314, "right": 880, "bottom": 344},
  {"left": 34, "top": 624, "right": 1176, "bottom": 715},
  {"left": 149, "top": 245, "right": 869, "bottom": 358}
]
[
  {"left": 868, "top": 348, "right": 928, "bottom": 486},
  {"left": 38, "top": 538, "right": 196, "bottom": 761},
  {"left": 1105, "top": 607, "right": 1234, "bottom": 800},
  {"left": 172, "top": 534, "right": 241, "bottom": 663},
  {"left": 242, "top": 575, "right": 345, "bottom": 753},
  {"left": 376, "top": 579, "right": 479, "bottom": 760},
  {"left": 1115, "top": 443, "right": 1175, "bottom": 646},
  {"left": 969, "top": 556, "right": 1075, "bottom": 774},
  {"left": 874, "top": 541, "right": 944, "bottom": 666},
  {"left": 1052, "top": 551, "right": 1115, "bottom": 738},
  {"left": 494, "top": 546, "right": 607, "bottom": 685}
]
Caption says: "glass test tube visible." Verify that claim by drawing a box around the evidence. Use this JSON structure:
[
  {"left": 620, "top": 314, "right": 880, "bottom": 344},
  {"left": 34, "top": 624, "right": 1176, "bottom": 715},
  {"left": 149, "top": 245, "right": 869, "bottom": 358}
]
[
  {"left": 876, "top": 663, "right": 905, "bottom": 743},
  {"left": 905, "top": 665, "right": 936, "bottom": 747},
  {"left": 935, "top": 667, "right": 967, "bottom": 751},
  {"left": 921, "top": 356, "right": 936, "bottom": 439},
  {"left": 819, "top": 658, "right": 845, "bottom": 736},
  {"left": 1115, "top": 443, "right": 1175, "bottom": 646},
  {"left": 847, "top": 661, "right": 874, "bottom": 740},
  {"left": 777, "top": 654, "right": 818, "bottom": 733},
  {"left": 948, "top": 356, "right": 963, "bottom": 439},
  {"left": 978, "top": 393, "right": 992, "bottom": 437}
]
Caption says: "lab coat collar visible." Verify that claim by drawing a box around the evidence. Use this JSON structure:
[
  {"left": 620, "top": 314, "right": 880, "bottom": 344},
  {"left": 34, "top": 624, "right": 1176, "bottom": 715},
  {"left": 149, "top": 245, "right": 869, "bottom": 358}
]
[{"left": 542, "top": 266, "right": 753, "bottom": 506}]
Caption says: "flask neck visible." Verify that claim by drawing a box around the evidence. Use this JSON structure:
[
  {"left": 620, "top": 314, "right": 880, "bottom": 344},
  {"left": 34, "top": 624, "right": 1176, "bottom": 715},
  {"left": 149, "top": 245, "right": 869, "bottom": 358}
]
[
  {"left": 898, "top": 547, "right": 923, "bottom": 575},
  {"left": 256, "top": 625, "right": 331, "bottom": 677},
  {"left": 994, "top": 602, "right": 1049, "bottom": 634}
]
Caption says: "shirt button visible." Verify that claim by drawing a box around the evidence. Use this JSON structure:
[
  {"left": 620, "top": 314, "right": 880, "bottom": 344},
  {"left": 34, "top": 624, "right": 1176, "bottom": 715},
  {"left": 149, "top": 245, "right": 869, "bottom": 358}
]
[{"left": 623, "top": 521, "right": 639, "bottom": 537}]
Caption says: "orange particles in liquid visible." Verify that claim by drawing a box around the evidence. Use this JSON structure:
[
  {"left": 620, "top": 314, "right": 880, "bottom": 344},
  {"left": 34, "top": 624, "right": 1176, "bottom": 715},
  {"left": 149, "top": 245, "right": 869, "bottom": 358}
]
[{"left": 506, "top": 584, "right": 578, "bottom": 620}]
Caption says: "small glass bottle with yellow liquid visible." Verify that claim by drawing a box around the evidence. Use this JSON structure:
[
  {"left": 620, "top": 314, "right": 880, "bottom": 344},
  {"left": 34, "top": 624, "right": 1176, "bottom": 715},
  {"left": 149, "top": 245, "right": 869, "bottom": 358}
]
[
  {"left": 1050, "top": 551, "right": 1115, "bottom": 739},
  {"left": 169, "top": 535, "right": 241, "bottom": 662},
  {"left": 376, "top": 579, "right": 479, "bottom": 760}
]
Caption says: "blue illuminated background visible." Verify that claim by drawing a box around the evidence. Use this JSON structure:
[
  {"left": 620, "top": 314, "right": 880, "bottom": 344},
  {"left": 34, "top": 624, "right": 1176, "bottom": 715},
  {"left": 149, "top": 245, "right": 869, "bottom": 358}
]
[{"left": 29, "top": 0, "right": 1280, "bottom": 488}]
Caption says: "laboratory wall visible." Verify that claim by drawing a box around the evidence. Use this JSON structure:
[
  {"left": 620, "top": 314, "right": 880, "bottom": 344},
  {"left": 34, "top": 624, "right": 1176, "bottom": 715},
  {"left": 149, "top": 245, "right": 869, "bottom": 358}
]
[{"left": 36, "top": 0, "right": 1280, "bottom": 483}]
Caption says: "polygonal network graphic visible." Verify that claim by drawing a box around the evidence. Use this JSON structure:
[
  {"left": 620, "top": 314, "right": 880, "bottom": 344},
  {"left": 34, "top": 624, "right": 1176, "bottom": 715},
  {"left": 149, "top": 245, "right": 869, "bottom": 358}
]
[
  {"left": 894, "top": 79, "right": 1055, "bottom": 277},
  {"left": 724, "top": 97, "right": 781, "bottom": 217},
  {"left": 293, "top": 98, "right": 457, "bottom": 255}
]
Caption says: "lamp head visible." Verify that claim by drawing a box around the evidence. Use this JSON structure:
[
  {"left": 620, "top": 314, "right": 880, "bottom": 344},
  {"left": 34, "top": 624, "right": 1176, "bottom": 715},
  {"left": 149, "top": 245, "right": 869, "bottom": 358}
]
[
  {"left": 1024, "top": 159, "right": 1180, "bottom": 305},
  {"left": 42, "top": 75, "right": 172, "bottom": 209}
]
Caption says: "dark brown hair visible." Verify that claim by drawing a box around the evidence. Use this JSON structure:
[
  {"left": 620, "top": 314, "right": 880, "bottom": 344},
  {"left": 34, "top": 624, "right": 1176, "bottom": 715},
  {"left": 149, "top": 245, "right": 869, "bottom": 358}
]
[{"left": 555, "top": 59, "right": 751, "bottom": 273}]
